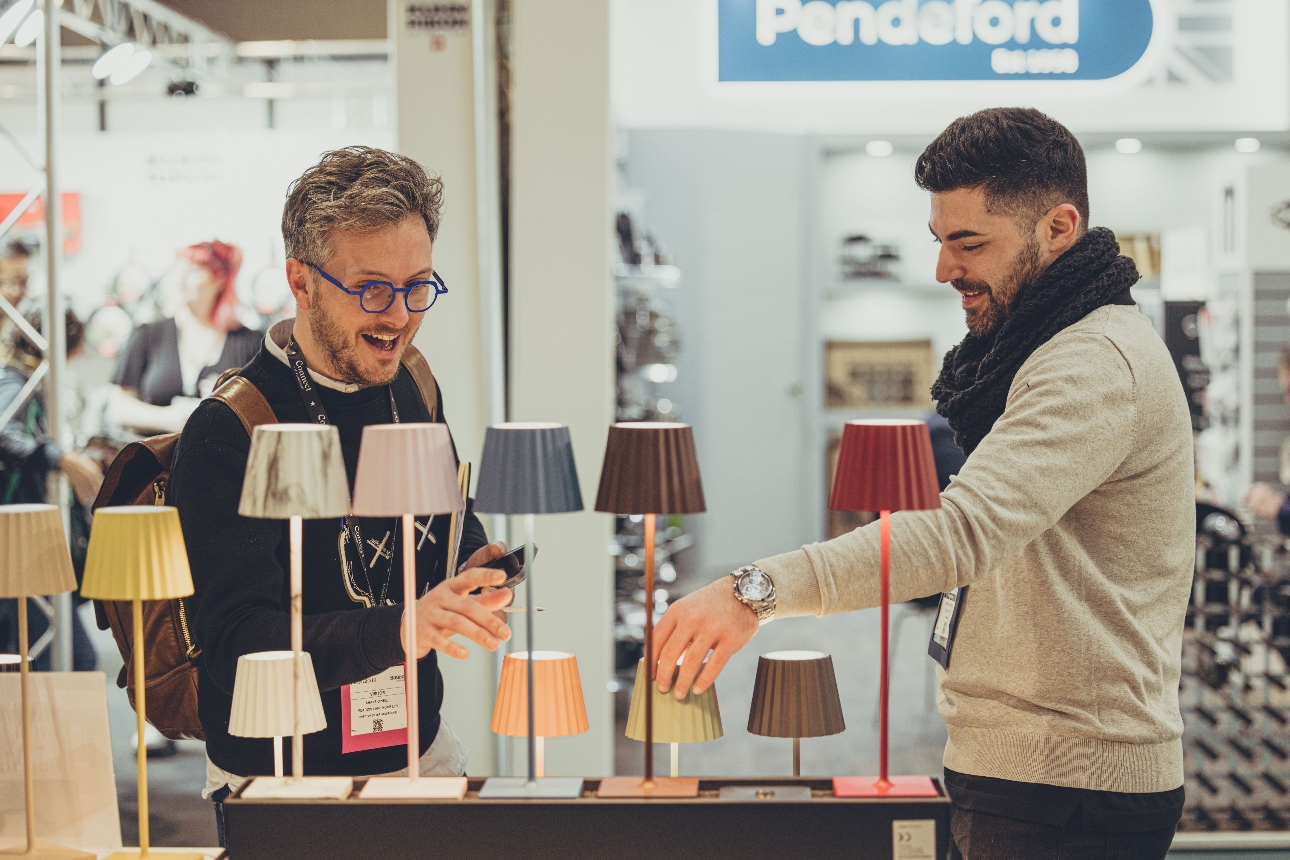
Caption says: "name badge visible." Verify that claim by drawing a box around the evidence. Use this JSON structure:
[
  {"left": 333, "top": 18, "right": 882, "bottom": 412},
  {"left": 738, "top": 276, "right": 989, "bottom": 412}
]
[
  {"left": 339, "top": 665, "right": 408, "bottom": 754},
  {"left": 927, "top": 587, "right": 966, "bottom": 670}
]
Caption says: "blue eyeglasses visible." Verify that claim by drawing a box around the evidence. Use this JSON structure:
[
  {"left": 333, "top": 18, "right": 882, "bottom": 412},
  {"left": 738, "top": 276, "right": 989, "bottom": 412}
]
[{"left": 307, "top": 262, "right": 447, "bottom": 314}]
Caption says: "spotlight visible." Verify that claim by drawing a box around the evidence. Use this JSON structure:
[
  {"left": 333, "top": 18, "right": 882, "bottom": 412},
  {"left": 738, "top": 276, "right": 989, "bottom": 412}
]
[
  {"left": 1235, "top": 138, "right": 1261, "bottom": 153},
  {"left": 167, "top": 79, "right": 199, "bottom": 97},
  {"left": 866, "top": 140, "right": 894, "bottom": 157},
  {"left": 1115, "top": 138, "right": 1143, "bottom": 154},
  {"left": 13, "top": 8, "right": 40, "bottom": 48},
  {"left": 0, "top": 0, "right": 34, "bottom": 45},
  {"left": 92, "top": 43, "right": 135, "bottom": 80}
]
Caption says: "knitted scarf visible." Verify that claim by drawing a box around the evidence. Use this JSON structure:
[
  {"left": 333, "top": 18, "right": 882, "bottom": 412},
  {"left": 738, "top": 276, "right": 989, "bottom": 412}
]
[{"left": 931, "top": 227, "right": 1140, "bottom": 456}]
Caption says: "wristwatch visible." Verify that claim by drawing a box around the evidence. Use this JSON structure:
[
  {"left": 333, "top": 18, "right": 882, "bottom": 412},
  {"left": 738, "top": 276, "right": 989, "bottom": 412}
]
[{"left": 733, "top": 565, "right": 776, "bottom": 625}]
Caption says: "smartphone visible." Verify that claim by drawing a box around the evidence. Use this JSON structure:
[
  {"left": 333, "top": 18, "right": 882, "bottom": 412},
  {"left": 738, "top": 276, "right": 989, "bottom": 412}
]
[{"left": 464, "top": 544, "right": 536, "bottom": 590}]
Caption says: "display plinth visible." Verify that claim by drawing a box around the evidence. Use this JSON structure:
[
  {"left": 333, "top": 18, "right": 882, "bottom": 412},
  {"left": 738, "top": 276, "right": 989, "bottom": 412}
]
[
  {"left": 100, "top": 853, "right": 205, "bottom": 860},
  {"left": 478, "top": 777, "right": 584, "bottom": 798},
  {"left": 225, "top": 777, "right": 950, "bottom": 860},
  {"left": 832, "top": 775, "right": 939, "bottom": 798},
  {"left": 240, "top": 776, "right": 353, "bottom": 799},
  {"left": 595, "top": 776, "right": 700, "bottom": 798},
  {"left": 0, "top": 843, "right": 94, "bottom": 859},
  {"left": 358, "top": 776, "right": 468, "bottom": 799}
]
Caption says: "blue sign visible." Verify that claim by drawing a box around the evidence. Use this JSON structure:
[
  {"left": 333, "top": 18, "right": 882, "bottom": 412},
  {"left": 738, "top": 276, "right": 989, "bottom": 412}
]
[{"left": 718, "top": 0, "right": 1156, "bottom": 82}]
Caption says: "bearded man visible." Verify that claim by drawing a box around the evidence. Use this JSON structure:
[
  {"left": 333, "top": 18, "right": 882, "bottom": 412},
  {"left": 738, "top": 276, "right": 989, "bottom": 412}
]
[
  {"left": 653, "top": 109, "right": 1194, "bottom": 859},
  {"left": 170, "top": 147, "right": 514, "bottom": 843}
]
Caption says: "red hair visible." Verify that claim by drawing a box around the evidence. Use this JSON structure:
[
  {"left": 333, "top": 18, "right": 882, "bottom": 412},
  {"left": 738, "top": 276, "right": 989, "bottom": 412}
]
[{"left": 180, "top": 240, "right": 243, "bottom": 332}]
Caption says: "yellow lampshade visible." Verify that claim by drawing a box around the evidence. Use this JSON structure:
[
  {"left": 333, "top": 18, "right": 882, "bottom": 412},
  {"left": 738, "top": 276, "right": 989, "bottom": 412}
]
[
  {"left": 0, "top": 503, "right": 76, "bottom": 598},
  {"left": 490, "top": 651, "right": 589, "bottom": 738},
  {"left": 625, "top": 658, "right": 723, "bottom": 744},
  {"left": 81, "top": 507, "right": 194, "bottom": 601}
]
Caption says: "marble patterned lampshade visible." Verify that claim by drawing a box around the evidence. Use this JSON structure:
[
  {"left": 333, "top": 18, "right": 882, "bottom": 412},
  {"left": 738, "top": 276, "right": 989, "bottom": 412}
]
[
  {"left": 0, "top": 504, "right": 76, "bottom": 598},
  {"left": 80, "top": 507, "right": 193, "bottom": 601},
  {"left": 238, "top": 424, "right": 350, "bottom": 520},
  {"left": 228, "top": 651, "right": 327, "bottom": 738},
  {"left": 351, "top": 423, "right": 464, "bottom": 517}
]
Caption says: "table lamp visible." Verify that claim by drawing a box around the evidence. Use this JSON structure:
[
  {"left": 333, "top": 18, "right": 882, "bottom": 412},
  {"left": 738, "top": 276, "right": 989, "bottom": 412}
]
[
  {"left": 228, "top": 651, "right": 327, "bottom": 778},
  {"left": 595, "top": 422, "right": 706, "bottom": 798},
  {"left": 0, "top": 504, "right": 93, "bottom": 860},
  {"left": 624, "top": 658, "right": 722, "bottom": 778},
  {"left": 80, "top": 506, "right": 201, "bottom": 860},
  {"left": 474, "top": 423, "right": 585, "bottom": 799},
  {"left": 237, "top": 424, "right": 353, "bottom": 800},
  {"left": 490, "top": 651, "right": 588, "bottom": 777},
  {"left": 747, "top": 651, "right": 845, "bottom": 777},
  {"left": 828, "top": 420, "right": 941, "bottom": 798},
  {"left": 350, "top": 423, "right": 468, "bottom": 799}
]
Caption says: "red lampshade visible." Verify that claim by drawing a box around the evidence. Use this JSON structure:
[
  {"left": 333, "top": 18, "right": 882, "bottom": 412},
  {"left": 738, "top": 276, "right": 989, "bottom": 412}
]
[{"left": 829, "top": 420, "right": 941, "bottom": 513}]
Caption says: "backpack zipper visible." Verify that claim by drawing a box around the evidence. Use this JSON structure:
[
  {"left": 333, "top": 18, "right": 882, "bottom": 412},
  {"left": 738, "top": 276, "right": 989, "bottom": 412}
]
[{"left": 153, "top": 478, "right": 198, "bottom": 660}]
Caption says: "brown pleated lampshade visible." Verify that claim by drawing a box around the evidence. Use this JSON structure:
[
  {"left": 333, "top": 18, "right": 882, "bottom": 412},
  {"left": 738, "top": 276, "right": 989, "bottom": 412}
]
[
  {"left": 595, "top": 422, "right": 705, "bottom": 515},
  {"left": 829, "top": 420, "right": 940, "bottom": 513},
  {"left": 747, "top": 651, "right": 846, "bottom": 739}
]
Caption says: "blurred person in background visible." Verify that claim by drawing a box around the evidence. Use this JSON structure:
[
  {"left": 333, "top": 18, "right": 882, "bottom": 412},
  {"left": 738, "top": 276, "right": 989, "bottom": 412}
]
[
  {"left": 108, "top": 240, "right": 260, "bottom": 434},
  {"left": 1244, "top": 347, "right": 1290, "bottom": 530},
  {"left": 0, "top": 240, "right": 29, "bottom": 308}
]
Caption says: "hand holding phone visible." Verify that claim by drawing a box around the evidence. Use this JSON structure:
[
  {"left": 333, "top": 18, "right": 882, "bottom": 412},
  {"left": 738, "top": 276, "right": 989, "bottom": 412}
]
[{"left": 463, "top": 544, "right": 536, "bottom": 591}]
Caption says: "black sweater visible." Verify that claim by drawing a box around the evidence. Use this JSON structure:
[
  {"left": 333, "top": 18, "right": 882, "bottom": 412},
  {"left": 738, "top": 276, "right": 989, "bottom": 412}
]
[{"left": 170, "top": 343, "right": 487, "bottom": 777}]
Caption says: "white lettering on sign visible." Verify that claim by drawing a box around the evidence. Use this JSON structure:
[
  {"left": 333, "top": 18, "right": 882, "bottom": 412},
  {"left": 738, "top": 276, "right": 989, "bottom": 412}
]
[
  {"left": 757, "top": 0, "right": 1078, "bottom": 49},
  {"left": 892, "top": 819, "right": 937, "bottom": 860}
]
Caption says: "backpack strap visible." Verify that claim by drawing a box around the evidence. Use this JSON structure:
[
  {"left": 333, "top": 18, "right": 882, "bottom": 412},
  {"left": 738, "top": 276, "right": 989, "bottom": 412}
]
[
  {"left": 400, "top": 344, "right": 440, "bottom": 421},
  {"left": 210, "top": 375, "right": 277, "bottom": 437}
]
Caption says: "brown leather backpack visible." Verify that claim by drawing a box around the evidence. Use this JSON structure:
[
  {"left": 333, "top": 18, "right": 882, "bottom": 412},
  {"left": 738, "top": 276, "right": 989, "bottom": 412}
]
[{"left": 91, "top": 347, "right": 440, "bottom": 740}]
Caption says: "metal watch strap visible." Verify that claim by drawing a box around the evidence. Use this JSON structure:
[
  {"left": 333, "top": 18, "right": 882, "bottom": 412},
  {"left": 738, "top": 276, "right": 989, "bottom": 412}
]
[{"left": 733, "top": 564, "right": 776, "bottom": 624}]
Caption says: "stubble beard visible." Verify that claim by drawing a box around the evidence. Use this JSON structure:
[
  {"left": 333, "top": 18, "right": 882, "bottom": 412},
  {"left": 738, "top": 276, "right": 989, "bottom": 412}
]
[
  {"left": 307, "top": 292, "right": 401, "bottom": 387},
  {"left": 958, "top": 236, "right": 1045, "bottom": 337}
]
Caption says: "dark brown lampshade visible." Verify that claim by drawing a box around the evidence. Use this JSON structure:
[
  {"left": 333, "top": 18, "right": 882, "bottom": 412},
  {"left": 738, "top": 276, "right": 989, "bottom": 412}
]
[
  {"left": 829, "top": 420, "right": 941, "bottom": 514},
  {"left": 594, "top": 422, "right": 705, "bottom": 515},
  {"left": 747, "top": 651, "right": 846, "bottom": 739}
]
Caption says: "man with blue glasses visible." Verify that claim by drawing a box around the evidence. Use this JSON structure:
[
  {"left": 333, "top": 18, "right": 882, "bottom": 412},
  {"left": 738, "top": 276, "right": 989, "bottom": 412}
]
[{"left": 167, "top": 146, "right": 513, "bottom": 843}]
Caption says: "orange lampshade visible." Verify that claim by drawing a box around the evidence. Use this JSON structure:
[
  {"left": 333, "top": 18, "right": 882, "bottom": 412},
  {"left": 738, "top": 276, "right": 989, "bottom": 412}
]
[
  {"left": 829, "top": 420, "right": 941, "bottom": 513},
  {"left": 490, "top": 651, "right": 588, "bottom": 738}
]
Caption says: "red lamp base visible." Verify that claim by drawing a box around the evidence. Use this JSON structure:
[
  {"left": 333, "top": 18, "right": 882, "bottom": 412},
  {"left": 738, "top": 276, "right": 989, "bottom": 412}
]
[{"left": 832, "top": 775, "right": 940, "bottom": 798}]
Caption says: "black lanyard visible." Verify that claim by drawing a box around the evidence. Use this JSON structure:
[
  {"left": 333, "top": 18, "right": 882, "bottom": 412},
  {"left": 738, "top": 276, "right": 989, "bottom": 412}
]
[{"left": 283, "top": 336, "right": 401, "bottom": 606}]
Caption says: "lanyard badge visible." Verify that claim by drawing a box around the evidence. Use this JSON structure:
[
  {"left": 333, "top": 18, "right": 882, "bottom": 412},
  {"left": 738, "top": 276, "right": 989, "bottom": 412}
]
[{"left": 927, "top": 586, "right": 966, "bottom": 670}]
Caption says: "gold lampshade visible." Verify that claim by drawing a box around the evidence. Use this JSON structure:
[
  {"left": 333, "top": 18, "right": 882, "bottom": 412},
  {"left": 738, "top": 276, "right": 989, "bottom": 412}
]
[
  {"left": 80, "top": 507, "right": 193, "bottom": 601},
  {"left": 490, "top": 651, "right": 588, "bottom": 738},
  {"left": 625, "top": 658, "right": 723, "bottom": 744},
  {"left": 0, "top": 504, "right": 76, "bottom": 598}
]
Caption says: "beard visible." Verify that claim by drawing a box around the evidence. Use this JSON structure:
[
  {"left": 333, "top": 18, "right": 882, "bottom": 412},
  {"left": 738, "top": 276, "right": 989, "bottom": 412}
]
[
  {"left": 955, "top": 236, "right": 1045, "bottom": 337},
  {"left": 307, "top": 290, "right": 405, "bottom": 387}
]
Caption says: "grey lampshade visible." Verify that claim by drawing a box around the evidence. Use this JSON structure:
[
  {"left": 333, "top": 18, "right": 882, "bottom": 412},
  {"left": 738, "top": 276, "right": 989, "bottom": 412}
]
[{"left": 474, "top": 423, "right": 583, "bottom": 515}]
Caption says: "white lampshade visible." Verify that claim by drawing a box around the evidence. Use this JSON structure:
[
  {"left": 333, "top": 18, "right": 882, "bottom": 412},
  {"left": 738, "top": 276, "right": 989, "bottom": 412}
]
[
  {"left": 238, "top": 424, "right": 350, "bottom": 519},
  {"left": 351, "top": 423, "right": 464, "bottom": 517},
  {"left": 228, "top": 651, "right": 327, "bottom": 738}
]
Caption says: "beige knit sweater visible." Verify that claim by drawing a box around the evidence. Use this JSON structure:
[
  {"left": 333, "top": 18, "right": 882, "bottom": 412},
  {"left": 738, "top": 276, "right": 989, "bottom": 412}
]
[{"left": 758, "top": 305, "right": 1194, "bottom": 793}]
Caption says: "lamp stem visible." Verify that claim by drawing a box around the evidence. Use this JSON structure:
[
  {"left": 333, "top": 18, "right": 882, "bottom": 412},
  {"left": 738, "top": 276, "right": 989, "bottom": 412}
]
[
  {"left": 793, "top": 737, "right": 801, "bottom": 779},
  {"left": 18, "top": 597, "right": 34, "bottom": 853},
  {"left": 290, "top": 515, "right": 303, "bottom": 782},
  {"left": 643, "top": 512, "right": 656, "bottom": 786},
  {"left": 879, "top": 509, "right": 891, "bottom": 788},
  {"left": 403, "top": 512, "right": 419, "bottom": 781},
  {"left": 670, "top": 743, "right": 679, "bottom": 779},
  {"left": 524, "top": 513, "right": 536, "bottom": 786},
  {"left": 274, "top": 736, "right": 283, "bottom": 779},
  {"left": 536, "top": 736, "right": 545, "bottom": 779},
  {"left": 134, "top": 596, "right": 149, "bottom": 855}
]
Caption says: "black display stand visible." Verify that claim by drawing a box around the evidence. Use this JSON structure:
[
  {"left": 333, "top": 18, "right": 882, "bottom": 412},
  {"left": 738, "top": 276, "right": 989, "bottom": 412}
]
[{"left": 224, "top": 776, "right": 949, "bottom": 860}]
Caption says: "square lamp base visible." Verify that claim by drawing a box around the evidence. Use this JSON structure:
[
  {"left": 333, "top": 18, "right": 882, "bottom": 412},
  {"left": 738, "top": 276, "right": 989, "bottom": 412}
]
[
  {"left": 0, "top": 844, "right": 95, "bottom": 859},
  {"left": 477, "top": 777, "right": 584, "bottom": 799},
  {"left": 832, "top": 775, "right": 940, "bottom": 798},
  {"left": 359, "top": 776, "right": 468, "bottom": 799},
  {"left": 100, "top": 854, "right": 206, "bottom": 860},
  {"left": 595, "top": 776, "right": 700, "bottom": 798},
  {"left": 241, "top": 776, "right": 355, "bottom": 799}
]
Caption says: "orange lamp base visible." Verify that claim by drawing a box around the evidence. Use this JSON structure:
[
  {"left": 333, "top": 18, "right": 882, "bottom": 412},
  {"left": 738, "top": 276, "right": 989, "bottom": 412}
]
[
  {"left": 595, "top": 776, "right": 700, "bottom": 798},
  {"left": 832, "top": 775, "right": 939, "bottom": 798}
]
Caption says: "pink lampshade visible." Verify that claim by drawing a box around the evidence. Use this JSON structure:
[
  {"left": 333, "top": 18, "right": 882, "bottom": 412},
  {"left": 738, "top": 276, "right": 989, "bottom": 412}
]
[
  {"left": 829, "top": 420, "right": 940, "bottom": 513},
  {"left": 351, "top": 423, "right": 466, "bottom": 517}
]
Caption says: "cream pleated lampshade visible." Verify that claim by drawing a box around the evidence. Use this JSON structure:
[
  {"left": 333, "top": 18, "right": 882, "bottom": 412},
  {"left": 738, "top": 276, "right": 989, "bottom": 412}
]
[
  {"left": 81, "top": 506, "right": 193, "bottom": 601},
  {"left": 238, "top": 424, "right": 350, "bottom": 520},
  {"left": 491, "top": 651, "right": 589, "bottom": 738},
  {"left": 228, "top": 651, "right": 327, "bottom": 738},
  {"left": 351, "top": 423, "right": 465, "bottom": 517},
  {"left": 625, "top": 658, "right": 723, "bottom": 744},
  {"left": 0, "top": 503, "right": 77, "bottom": 598}
]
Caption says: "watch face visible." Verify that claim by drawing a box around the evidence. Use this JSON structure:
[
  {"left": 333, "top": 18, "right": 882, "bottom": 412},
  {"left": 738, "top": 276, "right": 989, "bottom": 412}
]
[{"left": 741, "top": 570, "right": 770, "bottom": 601}]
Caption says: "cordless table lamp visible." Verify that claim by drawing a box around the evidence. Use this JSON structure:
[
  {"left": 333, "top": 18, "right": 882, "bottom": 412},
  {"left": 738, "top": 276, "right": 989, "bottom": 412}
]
[
  {"left": 491, "top": 651, "right": 588, "bottom": 777},
  {"left": 238, "top": 424, "right": 353, "bottom": 800},
  {"left": 228, "top": 651, "right": 327, "bottom": 778},
  {"left": 747, "top": 651, "right": 845, "bottom": 777},
  {"left": 0, "top": 504, "right": 93, "bottom": 860},
  {"left": 80, "top": 506, "right": 201, "bottom": 860},
  {"left": 474, "top": 423, "right": 585, "bottom": 798},
  {"left": 350, "top": 423, "right": 468, "bottom": 799},
  {"left": 595, "top": 422, "right": 706, "bottom": 798},
  {"left": 829, "top": 420, "right": 941, "bottom": 798},
  {"left": 624, "top": 658, "right": 722, "bottom": 778}
]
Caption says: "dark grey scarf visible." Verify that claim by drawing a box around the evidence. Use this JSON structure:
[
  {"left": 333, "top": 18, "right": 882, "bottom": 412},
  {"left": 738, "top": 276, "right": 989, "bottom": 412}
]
[{"left": 931, "top": 227, "right": 1139, "bottom": 456}]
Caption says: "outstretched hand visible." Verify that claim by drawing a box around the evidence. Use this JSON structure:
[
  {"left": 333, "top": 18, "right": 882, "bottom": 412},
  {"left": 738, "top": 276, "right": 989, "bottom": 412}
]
[
  {"left": 652, "top": 574, "right": 759, "bottom": 698},
  {"left": 402, "top": 551, "right": 513, "bottom": 660}
]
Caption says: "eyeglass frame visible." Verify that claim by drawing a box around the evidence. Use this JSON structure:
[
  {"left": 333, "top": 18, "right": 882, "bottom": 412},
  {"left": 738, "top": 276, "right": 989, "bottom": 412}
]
[{"left": 304, "top": 261, "right": 448, "bottom": 314}]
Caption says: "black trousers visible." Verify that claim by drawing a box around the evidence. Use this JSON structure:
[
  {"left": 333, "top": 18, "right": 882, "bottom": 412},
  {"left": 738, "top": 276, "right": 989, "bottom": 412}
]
[{"left": 945, "top": 768, "right": 1184, "bottom": 860}]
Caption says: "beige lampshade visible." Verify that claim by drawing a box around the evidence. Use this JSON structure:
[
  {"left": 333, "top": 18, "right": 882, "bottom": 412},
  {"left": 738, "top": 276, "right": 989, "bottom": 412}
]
[
  {"left": 0, "top": 503, "right": 76, "bottom": 598},
  {"left": 625, "top": 658, "right": 723, "bottom": 744},
  {"left": 238, "top": 424, "right": 350, "bottom": 519},
  {"left": 351, "top": 423, "right": 465, "bottom": 517},
  {"left": 80, "top": 507, "right": 194, "bottom": 601},
  {"left": 228, "top": 651, "right": 327, "bottom": 738},
  {"left": 490, "top": 651, "right": 589, "bottom": 738},
  {"left": 747, "top": 650, "right": 846, "bottom": 739}
]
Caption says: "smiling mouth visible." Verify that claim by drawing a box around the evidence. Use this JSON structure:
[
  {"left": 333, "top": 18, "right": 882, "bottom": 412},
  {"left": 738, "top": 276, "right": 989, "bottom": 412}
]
[
  {"left": 361, "top": 332, "right": 400, "bottom": 354},
  {"left": 958, "top": 289, "right": 988, "bottom": 309}
]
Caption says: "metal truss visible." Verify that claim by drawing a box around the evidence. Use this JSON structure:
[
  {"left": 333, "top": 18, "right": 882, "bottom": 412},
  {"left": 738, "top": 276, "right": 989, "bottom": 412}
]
[{"left": 61, "top": 0, "right": 230, "bottom": 51}]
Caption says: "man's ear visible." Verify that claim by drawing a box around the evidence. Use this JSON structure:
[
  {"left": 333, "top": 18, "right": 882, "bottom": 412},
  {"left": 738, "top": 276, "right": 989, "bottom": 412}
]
[
  {"left": 1041, "top": 203, "right": 1082, "bottom": 256},
  {"left": 285, "top": 258, "right": 313, "bottom": 311}
]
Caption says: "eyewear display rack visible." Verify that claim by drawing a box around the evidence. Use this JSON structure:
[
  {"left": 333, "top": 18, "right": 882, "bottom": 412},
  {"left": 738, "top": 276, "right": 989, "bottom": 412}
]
[{"left": 222, "top": 777, "right": 950, "bottom": 860}]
